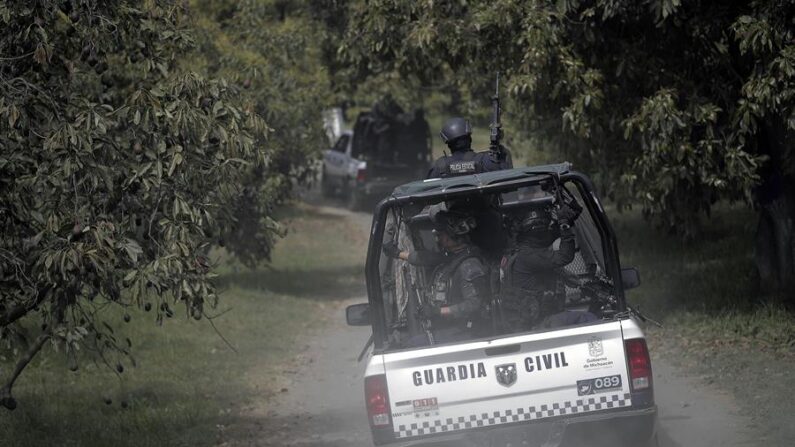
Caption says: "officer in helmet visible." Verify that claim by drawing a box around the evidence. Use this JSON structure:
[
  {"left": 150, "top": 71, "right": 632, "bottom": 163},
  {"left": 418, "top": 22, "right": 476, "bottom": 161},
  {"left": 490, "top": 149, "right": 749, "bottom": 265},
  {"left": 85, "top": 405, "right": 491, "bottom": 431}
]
[
  {"left": 426, "top": 117, "right": 512, "bottom": 179},
  {"left": 382, "top": 203, "right": 490, "bottom": 343},
  {"left": 501, "top": 200, "right": 582, "bottom": 331}
]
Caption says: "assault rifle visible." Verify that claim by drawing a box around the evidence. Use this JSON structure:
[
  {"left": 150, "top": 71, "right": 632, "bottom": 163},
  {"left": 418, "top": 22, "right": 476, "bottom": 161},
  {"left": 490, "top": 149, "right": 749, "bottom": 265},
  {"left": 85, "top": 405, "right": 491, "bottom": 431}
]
[
  {"left": 489, "top": 72, "right": 505, "bottom": 159},
  {"left": 402, "top": 265, "right": 435, "bottom": 345}
]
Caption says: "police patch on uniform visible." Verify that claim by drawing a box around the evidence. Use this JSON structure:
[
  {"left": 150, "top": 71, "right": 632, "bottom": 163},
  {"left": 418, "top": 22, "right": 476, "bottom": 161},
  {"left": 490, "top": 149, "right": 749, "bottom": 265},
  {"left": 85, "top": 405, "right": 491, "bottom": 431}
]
[
  {"left": 495, "top": 363, "right": 517, "bottom": 387},
  {"left": 449, "top": 161, "right": 476, "bottom": 174}
]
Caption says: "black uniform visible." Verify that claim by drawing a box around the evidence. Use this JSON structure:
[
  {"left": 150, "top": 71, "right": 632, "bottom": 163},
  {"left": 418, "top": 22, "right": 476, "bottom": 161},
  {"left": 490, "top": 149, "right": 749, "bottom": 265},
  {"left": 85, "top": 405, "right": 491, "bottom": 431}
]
[
  {"left": 426, "top": 149, "right": 512, "bottom": 179},
  {"left": 408, "top": 248, "right": 489, "bottom": 343},
  {"left": 502, "top": 226, "right": 576, "bottom": 331}
]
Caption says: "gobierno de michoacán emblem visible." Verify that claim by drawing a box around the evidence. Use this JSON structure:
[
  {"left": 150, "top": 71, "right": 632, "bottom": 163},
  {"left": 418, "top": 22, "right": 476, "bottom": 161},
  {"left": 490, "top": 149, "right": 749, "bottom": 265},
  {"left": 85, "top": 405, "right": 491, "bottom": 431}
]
[{"left": 588, "top": 337, "right": 603, "bottom": 357}]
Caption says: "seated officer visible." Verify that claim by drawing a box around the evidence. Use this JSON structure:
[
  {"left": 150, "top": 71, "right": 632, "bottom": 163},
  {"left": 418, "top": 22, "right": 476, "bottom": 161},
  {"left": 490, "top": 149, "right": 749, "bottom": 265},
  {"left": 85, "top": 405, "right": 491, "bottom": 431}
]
[
  {"left": 426, "top": 117, "right": 512, "bottom": 179},
  {"left": 500, "top": 201, "right": 582, "bottom": 331},
  {"left": 382, "top": 204, "right": 490, "bottom": 344}
]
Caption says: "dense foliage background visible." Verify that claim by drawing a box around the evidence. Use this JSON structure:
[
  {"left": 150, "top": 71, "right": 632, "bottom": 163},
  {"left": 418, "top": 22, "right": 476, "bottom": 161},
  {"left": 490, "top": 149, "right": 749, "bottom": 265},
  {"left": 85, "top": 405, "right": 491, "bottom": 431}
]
[
  {"left": 338, "top": 0, "right": 795, "bottom": 296},
  {"left": 2, "top": 0, "right": 793, "bottom": 411},
  {"left": 0, "top": 0, "right": 330, "bottom": 408}
]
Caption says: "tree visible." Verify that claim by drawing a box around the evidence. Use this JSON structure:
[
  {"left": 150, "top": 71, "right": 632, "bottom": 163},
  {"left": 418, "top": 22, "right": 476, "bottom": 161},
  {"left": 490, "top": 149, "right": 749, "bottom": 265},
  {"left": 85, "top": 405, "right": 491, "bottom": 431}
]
[
  {"left": 188, "top": 0, "right": 333, "bottom": 266},
  {"left": 339, "top": 0, "right": 795, "bottom": 296},
  {"left": 0, "top": 0, "right": 290, "bottom": 409}
]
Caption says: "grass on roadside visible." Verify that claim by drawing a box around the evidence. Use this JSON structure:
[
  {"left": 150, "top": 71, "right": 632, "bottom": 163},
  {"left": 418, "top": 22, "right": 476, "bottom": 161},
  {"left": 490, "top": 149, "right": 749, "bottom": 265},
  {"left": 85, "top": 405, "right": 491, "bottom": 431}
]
[
  {"left": 613, "top": 203, "right": 795, "bottom": 353},
  {"left": 616, "top": 205, "right": 758, "bottom": 313},
  {"left": 610, "top": 204, "right": 795, "bottom": 444},
  {"left": 0, "top": 202, "right": 367, "bottom": 447}
]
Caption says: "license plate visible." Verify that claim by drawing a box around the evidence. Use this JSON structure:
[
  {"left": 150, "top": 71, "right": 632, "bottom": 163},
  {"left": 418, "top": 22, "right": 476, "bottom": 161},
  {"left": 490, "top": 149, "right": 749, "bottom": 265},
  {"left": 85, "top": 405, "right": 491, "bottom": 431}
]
[{"left": 577, "top": 374, "right": 622, "bottom": 396}]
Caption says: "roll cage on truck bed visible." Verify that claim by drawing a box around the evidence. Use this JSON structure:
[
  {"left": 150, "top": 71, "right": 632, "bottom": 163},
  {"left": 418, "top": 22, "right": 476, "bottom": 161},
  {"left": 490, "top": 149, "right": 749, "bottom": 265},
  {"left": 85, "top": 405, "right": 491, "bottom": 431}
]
[{"left": 348, "top": 163, "right": 657, "bottom": 447}]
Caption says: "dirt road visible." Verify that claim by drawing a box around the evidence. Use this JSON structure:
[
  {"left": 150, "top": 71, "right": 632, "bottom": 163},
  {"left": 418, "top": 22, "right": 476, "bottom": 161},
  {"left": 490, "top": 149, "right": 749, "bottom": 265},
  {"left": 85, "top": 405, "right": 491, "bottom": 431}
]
[
  {"left": 238, "top": 206, "right": 760, "bottom": 447},
  {"left": 254, "top": 300, "right": 758, "bottom": 447}
]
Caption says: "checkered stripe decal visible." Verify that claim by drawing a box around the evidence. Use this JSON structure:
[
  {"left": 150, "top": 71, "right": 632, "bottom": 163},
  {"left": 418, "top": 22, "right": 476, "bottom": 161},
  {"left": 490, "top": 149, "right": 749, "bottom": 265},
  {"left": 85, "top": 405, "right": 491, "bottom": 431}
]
[{"left": 395, "top": 393, "right": 631, "bottom": 438}]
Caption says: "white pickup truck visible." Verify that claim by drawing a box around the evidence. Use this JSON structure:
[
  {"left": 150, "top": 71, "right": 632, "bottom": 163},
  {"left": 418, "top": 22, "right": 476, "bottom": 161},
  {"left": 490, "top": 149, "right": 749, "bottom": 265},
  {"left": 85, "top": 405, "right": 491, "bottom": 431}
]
[
  {"left": 347, "top": 164, "right": 657, "bottom": 447},
  {"left": 321, "top": 108, "right": 431, "bottom": 210}
]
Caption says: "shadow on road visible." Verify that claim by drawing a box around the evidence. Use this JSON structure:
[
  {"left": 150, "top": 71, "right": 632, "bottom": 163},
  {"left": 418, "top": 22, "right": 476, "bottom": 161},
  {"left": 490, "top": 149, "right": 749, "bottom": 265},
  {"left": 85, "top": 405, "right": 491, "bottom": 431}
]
[{"left": 220, "top": 407, "right": 370, "bottom": 447}]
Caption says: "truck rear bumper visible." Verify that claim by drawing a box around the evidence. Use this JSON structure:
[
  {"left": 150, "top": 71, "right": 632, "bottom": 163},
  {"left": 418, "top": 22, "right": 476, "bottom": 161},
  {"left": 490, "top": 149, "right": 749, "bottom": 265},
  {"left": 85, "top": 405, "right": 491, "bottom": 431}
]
[
  {"left": 378, "top": 406, "right": 657, "bottom": 447},
  {"left": 360, "top": 179, "right": 402, "bottom": 198}
]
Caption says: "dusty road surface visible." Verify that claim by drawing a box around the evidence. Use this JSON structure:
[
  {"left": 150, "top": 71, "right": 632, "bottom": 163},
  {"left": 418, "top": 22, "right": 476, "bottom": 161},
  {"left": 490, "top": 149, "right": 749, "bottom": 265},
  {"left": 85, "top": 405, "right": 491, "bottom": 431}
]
[
  {"left": 653, "top": 360, "right": 756, "bottom": 447},
  {"left": 235, "top": 206, "right": 759, "bottom": 447},
  {"left": 250, "top": 300, "right": 757, "bottom": 447}
]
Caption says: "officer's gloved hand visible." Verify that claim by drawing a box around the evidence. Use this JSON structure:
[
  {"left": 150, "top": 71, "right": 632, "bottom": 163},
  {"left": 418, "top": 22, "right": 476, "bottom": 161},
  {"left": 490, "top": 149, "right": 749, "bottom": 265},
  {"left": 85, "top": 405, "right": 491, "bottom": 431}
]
[
  {"left": 419, "top": 303, "right": 442, "bottom": 320},
  {"left": 557, "top": 202, "right": 582, "bottom": 228},
  {"left": 381, "top": 241, "right": 401, "bottom": 259}
]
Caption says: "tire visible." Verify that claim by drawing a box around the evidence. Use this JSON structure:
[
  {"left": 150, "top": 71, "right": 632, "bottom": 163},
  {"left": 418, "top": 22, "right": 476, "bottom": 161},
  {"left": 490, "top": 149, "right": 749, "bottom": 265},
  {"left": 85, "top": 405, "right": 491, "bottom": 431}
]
[{"left": 320, "top": 168, "right": 335, "bottom": 198}]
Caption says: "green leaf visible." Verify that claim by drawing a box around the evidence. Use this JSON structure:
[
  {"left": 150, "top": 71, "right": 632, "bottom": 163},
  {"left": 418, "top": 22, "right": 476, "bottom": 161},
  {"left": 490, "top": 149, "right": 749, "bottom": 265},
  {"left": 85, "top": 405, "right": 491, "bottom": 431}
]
[
  {"left": 123, "top": 270, "right": 137, "bottom": 283},
  {"left": 123, "top": 239, "right": 143, "bottom": 264}
]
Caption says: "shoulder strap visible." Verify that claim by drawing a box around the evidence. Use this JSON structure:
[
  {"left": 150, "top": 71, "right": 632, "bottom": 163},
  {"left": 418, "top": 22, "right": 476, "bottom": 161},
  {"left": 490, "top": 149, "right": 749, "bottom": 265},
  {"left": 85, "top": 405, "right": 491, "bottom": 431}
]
[{"left": 500, "top": 251, "right": 520, "bottom": 289}]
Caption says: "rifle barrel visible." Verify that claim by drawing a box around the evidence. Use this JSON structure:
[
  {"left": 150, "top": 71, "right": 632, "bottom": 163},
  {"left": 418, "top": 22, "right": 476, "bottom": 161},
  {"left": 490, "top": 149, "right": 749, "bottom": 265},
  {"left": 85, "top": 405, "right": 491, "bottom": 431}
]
[{"left": 490, "top": 72, "right": 502, "bottom": 149}]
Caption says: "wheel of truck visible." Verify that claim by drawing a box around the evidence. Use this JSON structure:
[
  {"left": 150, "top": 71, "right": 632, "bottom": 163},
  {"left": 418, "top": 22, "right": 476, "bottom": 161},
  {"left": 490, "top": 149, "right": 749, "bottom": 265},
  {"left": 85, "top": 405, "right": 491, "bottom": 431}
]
[{"left": 320, "top": 168, "right": 335, "bottom": 198}]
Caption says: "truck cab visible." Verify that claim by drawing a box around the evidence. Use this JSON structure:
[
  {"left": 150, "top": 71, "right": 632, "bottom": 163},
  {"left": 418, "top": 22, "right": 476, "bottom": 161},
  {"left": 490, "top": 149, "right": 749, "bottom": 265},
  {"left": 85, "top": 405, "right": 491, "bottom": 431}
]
[
  {"left": 321, "top": 108, "right": 432, "bottom": 210},
  {"left": 347, "top": 164, "right": 656, "bottom": 447}
]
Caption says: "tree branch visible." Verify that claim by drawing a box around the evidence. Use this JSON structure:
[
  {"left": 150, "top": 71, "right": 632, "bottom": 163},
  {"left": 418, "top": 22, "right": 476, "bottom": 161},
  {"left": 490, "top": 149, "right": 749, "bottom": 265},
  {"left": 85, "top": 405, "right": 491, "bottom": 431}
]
[
  {"left": 0, "top": 333, "right": 50, "bottom": 410},
  {"left": 0, "top": 51, "right": 35, "bottom": 61},
  {"left": 0, "top": 286, "right": 50, "bottom": 328},
  {"left": 203, "top": 309, "right": 238, "bottom": 353}
]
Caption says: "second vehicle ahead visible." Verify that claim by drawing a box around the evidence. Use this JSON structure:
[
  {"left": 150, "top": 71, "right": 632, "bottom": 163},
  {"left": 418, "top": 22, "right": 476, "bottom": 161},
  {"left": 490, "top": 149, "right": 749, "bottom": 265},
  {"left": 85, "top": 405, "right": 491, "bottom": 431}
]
[{"left": 322, "top": 106, "right": 432, "bottom": 211}]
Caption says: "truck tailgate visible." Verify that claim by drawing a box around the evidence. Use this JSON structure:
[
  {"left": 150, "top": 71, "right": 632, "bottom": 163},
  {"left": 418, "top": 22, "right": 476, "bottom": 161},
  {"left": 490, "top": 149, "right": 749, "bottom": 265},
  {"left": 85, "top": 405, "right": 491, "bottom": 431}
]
[{"left": 382, "top": 321, "right": 631, "bottom": 439}]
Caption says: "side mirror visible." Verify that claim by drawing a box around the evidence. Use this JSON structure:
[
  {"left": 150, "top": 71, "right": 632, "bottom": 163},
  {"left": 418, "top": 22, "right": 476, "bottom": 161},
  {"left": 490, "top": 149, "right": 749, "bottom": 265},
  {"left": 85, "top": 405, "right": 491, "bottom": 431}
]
[
  {"left": 621, "top": 267, "right": 641, "bottom": 290},
  {"left": 346, "top": 303, "right": 371, "bottom": 326}
]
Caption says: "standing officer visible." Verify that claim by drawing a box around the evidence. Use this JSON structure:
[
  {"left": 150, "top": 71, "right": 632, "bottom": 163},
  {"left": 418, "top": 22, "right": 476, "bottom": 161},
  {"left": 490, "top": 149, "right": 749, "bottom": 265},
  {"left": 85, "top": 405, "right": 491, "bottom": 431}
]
[
  {"left": 382, "top": 204, "right": 490, "bottom": 344},
  {"left": 426, "top": 117, "right": 512, "bottom": 179}
]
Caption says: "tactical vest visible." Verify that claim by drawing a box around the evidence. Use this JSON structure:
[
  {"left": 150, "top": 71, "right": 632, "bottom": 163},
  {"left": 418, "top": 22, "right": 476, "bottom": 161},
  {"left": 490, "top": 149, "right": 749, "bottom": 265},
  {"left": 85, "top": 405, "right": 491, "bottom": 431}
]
[
  {"left": 428, "top": 250, "right": 492, "bottom": 335},
  {"left": 499, "top": 250, "right": 567, "bottom": 322},
  {"left": 429, "top": 252, "right": 479, "bottom": 306},
  {"left": 499, "top": 251, "right": 563, "bottom": 298}
]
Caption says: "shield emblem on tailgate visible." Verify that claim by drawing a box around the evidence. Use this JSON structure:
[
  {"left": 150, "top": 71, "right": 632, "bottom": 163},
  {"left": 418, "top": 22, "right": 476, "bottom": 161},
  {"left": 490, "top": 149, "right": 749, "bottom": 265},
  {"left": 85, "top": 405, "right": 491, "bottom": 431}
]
[{"left": 495, "top": 363, "right": 517, "bottom": 387}]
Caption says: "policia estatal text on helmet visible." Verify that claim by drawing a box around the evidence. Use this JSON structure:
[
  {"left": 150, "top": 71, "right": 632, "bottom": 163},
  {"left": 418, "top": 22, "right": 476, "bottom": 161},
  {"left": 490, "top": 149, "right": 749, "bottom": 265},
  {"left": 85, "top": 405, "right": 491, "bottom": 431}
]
[
  {"left": 426, "top": 117, "right": 513, "bottom": 179},
  {"left": 382, "top": 205, "right": 490, "bottom": 345}
]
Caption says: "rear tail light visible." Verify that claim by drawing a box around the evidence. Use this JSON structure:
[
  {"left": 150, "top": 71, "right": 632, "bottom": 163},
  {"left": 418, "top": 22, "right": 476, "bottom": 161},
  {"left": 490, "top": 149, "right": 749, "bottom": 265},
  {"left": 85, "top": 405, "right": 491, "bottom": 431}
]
[
  {"left": 356, "top": 167, "right": 367, "bottom": 182},
  {"left": 625, "top": 338, "right": 652, "bottom": 391},
  {"left": 365, "top": 374, "right": 391, "bottom": 427}
]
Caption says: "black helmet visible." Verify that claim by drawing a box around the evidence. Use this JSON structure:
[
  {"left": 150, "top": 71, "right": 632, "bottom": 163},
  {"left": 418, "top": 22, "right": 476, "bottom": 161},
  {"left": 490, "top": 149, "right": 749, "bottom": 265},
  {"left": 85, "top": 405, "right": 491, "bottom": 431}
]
[
  {"left": 518, "top": 208, "right": 552, "bottom": 232},
  {"left": 516, "top": 208, "right": 560, "bottom": 247},
  {"left": 439, "top": 117, "right": 472, "bottom": 144},
  {"left": 428, "top": 203, "right": 476, "bottom": 236}
]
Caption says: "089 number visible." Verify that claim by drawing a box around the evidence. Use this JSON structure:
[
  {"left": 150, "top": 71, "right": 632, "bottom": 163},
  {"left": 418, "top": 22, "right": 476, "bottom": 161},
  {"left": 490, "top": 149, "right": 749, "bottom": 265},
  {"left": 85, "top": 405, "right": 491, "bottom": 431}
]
[{"left": 593, "top": 375, "right": 621, "bottom": 389}]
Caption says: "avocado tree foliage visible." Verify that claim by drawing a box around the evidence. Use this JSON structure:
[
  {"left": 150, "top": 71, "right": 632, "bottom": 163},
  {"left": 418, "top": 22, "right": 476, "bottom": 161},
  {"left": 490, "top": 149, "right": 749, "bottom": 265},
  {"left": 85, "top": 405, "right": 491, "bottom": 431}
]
[
  {"left": 0, "top": 0, "right": 322, "bottom": 409},
  {"left": 339, "top": 0, "right": 795, "bottom": 296},
  {"left": 189, "top": 0, "right": 332, "bottom": 267}
]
